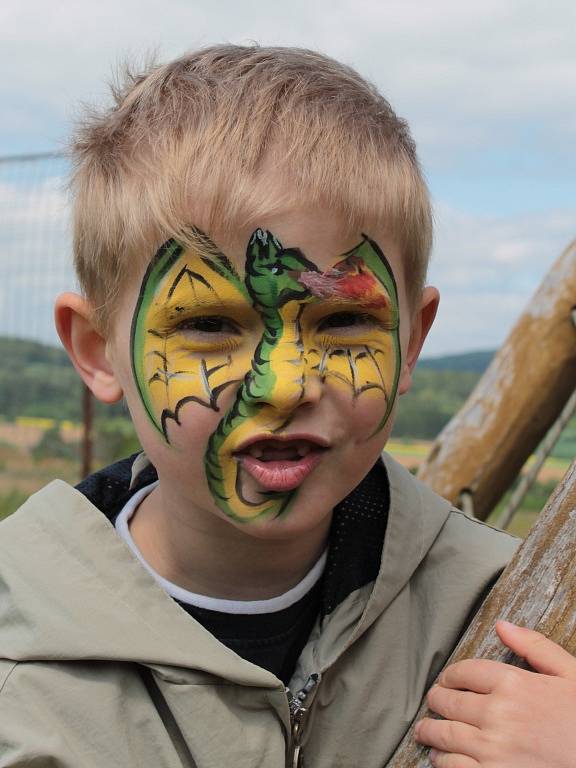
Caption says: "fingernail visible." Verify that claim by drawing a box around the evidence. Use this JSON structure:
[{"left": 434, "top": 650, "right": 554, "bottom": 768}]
[
  {"left": 498, "top": 619, "right": 522, "bottom": 631},
  {"left": 414, "top": 720, "right": 421, "bottom": 739},
  {"left": 430, "top": 749, "right": 439, "bottom": 761}
]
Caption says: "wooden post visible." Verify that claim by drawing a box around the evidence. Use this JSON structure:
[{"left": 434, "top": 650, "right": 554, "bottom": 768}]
[
  {"left": 81, "top": 383, "right": 93, "bottom": 479},
  {"left": 388, "top": 458, "right": 576, "bottom": 767},
  {"left": 417, "top": 240, "right": 576, "bottom": 521}
]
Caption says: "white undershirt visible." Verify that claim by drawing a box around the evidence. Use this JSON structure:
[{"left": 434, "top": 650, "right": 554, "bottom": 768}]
[{"left": 115, "top": 483, "right": 327, "bottom": 615}]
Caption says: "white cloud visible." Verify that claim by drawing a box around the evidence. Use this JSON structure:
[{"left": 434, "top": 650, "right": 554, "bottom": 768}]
[
  {"left": 492, "top": 242, "right": 534, "bottom": 265},
  {"left": 1, "top": 0, "right": 574, "bottom": 156},
  {"left": 424, "top": 203, "right": 576, "bottom": 355}
]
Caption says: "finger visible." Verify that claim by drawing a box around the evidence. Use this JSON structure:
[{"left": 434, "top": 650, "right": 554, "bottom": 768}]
[
  {"left": 496, "top": 620, "right": 576, "bottom": 679},
  {"left": 427, "top": 685, "right": 485, "bottom": 727},
  {"left": 439, "top": 658, "right": 510, "bottom": 693},
  {"left": 429, "top": 750, "right": 480, "bottom": 768},
  {"left": 415, "top": 716, "right": 480, "bottom": 756}
]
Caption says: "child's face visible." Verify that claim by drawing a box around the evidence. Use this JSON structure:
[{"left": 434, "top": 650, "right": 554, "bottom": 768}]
[{"left": 107, "top": 207, "right": 427, "bottom": 537}]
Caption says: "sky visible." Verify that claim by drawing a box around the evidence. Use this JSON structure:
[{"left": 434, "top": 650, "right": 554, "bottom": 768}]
[{"left": 0, "top": 0, "right": 574, "bottom": 356}]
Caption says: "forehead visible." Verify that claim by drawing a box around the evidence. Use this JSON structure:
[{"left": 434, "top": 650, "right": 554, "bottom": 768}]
[
  {"left": 190, "top": 205, "right": 400, "bottom": 274},
  {"left": 217, "top": 206, "right": 397, "bottom": 272}
]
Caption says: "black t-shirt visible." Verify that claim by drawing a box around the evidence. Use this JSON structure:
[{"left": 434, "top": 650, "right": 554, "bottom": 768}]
[{"left": 175, "top": 577, "right": 323, "bottom": 685}]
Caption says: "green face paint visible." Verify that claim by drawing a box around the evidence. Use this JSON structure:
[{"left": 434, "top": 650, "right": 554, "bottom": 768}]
[{"left": 131, "top": 228, "right": 401, "bottom": 522}]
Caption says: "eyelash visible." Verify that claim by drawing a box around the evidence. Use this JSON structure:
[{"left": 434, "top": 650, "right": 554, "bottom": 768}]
[
  {"left": 317, "top": 311, "right": 380, "bottom": 332},
  {"left": 167, "top": 310, "right": 388, "bottom": 350},
  {"left": 173, "top": 316, "right": 241, "bottom": 335}
]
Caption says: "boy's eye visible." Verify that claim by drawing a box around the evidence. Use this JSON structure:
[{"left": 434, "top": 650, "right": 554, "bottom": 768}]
[
  {"left": 317, "top": 311, "right": 377, "bottom": 332},
  {"left": 175, "top": 316, "right": 240, "bottom": 335}
]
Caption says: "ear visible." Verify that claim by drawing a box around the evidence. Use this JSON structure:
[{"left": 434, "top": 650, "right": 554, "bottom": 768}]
[
  {"left": 54, "top": 292, "right": 124, "bottom": 404},
  {"left": 398, "top": 286, "right": 440, "bottom": 396}
]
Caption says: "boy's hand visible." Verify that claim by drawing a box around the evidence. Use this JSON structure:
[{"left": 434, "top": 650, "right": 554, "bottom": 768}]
[{"left": 414, "top": 620, "right": 576, "bottom": 767}]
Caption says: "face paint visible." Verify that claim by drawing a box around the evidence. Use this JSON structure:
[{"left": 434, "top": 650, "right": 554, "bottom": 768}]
[
  {"left": 131, "top": 239, "right": 253, "bottom": 437},
  {"left": 131, "top": 229, "right": 401, "bottom": 522}
]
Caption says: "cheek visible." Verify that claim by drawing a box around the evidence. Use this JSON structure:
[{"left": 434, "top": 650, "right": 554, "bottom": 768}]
[
  {"left": 166, "top": 403, "right": 223, "bottom": 451},
  {"left": 161, "top": 377, "right": 245, "bottom": 457},
  {"left": 132, "top": 398, "right": 228, "bottom": 492},
  {"left": 316, "top": 337, "right": 399, "bottom": 436},
  {"left": 122, "top": 355, "right": 235, "bottom": 459},
  {"left": 338, "top": 387, "right": 395, "bottom": 441}
]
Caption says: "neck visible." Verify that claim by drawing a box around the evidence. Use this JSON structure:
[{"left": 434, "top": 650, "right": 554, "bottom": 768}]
[{"left": 128, "top": 483, "right": 331, "bottom": 601}]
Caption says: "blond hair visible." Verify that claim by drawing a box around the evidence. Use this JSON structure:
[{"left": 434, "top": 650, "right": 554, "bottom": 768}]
[{"left": 70, "top": 45, "right": 432, "bottom": 333}]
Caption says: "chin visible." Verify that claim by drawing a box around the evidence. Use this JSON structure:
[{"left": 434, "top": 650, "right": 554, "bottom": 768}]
[
  {"left": 227, "top": 506, "right": 334, "bottom": 542},
  {"left": 217, "top": 480, "right": 334, "bottom": 536}
]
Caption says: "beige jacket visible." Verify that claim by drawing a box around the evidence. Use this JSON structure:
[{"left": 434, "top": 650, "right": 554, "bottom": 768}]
[{"left": 0, "top": 455, "right": 518, "bottom": 767}]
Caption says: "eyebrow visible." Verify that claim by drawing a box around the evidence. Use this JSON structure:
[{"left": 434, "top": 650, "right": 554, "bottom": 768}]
[{"left": 161, "top": 295, "right": 255, "bottom": 315}]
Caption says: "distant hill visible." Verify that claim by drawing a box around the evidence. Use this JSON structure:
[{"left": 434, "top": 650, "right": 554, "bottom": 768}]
[
  {"left": 419, "top": 350, "right": 495, "bottom": 374},
  {"left": 0, "top": 337, "right": 70, "bottom": 368}
]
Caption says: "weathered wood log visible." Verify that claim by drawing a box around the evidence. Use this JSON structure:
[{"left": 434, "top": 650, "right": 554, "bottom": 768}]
[
  {"left": 418, "top": 239, "right": 576, "bottom": 521},
  {"left": 388, "top": 458, "right": 576, "bottom": 767}
]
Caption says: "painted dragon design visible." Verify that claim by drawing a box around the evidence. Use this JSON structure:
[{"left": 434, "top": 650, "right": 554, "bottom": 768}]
[{"left": 131, "top": 228, "right": 401, "bottom": 522}]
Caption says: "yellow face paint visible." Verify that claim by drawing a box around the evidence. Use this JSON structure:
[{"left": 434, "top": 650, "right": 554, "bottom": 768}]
[
  {"left": 131, "top": 240, "right": 258, "bottom": 435},
  {"left": 131, "top": 229, "right": 401, "bottom": 522}
]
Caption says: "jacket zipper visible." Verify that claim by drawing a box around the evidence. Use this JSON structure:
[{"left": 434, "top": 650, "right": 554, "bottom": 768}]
[{"left": 286, "top": 673, "right": 320, "bottom": 768}]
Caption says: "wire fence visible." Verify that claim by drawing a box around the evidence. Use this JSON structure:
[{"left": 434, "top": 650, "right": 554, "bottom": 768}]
[
  {"left": 0, "top": 152, "right": 74, "bottom": 344},
  {"left": 0, "top": 153, "right": 137, "bottom": 515}
]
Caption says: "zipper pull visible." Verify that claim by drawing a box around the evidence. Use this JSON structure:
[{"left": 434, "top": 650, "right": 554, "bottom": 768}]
[{"left": 286, "top": 674, "right": 320, "bottom": 768}]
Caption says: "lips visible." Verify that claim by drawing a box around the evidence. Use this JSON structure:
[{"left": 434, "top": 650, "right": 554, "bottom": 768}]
[{"left": 233, "top": 435, "right": 329, "bottom": 492}]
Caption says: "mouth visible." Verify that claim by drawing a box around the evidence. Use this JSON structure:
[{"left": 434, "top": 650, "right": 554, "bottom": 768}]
[{"left": 233, "top": 434, "right": 329, "bottom": 493}]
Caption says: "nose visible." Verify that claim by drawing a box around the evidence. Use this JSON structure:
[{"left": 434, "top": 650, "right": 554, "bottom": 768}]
[{"left": 243, "top": 306, "right": 321, "bottom": 414}]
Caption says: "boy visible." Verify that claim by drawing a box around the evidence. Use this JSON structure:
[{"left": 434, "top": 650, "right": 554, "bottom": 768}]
[{"left": 0, "top": 46, "right": 574, "bottom": 768}]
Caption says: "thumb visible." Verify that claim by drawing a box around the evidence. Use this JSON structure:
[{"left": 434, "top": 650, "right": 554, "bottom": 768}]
[{"left": 496, "top": 620, "right": 576, "bottom": 678}]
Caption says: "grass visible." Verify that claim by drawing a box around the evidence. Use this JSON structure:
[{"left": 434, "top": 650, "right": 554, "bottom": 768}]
[{"left": 0, "top": 490, "right": 28, "bottom": 521}]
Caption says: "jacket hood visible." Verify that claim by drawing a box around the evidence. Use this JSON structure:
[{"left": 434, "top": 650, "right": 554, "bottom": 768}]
[{"left": 0, "top": 454, "right": 452, "bottom": 683}]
